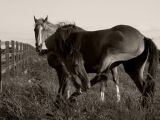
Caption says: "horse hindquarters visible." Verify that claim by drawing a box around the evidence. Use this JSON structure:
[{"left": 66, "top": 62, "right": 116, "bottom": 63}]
[
  {"left": 123, "top": 37, "right": 158, "bottom": 107},
  {"left": 142, "top": 38, "right": 158, "bottom": 106}
]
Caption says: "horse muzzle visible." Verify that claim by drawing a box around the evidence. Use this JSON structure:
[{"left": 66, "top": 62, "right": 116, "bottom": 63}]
[{"left": 36, "top": 45, "right": 42, "bottom": 53}]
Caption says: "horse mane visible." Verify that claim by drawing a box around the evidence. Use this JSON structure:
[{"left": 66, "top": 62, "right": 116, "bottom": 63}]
[
  {"left": 57, "top": 23, "right": 84, "bottom": 38},
  {"left": 58, "top": 23, "right": 77, "bottom": 31},
  {"left": 55, "top": 23, "right": 85, "bottom": 55},
  {"left": 57, "top": 21, "right": 85, "bottom": 32},
  {"left": 43, "top": 21, "right": 59, "bottom": 33}
]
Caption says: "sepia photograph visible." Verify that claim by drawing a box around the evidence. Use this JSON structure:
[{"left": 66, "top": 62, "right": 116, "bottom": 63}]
[{"left": 0, "top": 0, "right": 160, "bottom": 119}]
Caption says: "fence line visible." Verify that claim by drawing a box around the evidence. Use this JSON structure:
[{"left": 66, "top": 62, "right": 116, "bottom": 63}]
[{"left": 0, "top": 40, "right": 37, "bottom": 93}]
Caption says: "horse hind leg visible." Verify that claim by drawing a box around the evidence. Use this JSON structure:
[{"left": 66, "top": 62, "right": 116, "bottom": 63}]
[
  {"left": 111, "top": 67, "right": 120, "bottom": 102},
  {"left": 122, "top": 50, "right": 149, "bottom": 107},
  {"left": 123, "top": 60, "right": 146, "bottom": 93},
  {"left": 100, "top": 81, "right": 106, "bottom": 101},
  {"left": 142, "top": 38, "right": 158, "bottom": 106}
]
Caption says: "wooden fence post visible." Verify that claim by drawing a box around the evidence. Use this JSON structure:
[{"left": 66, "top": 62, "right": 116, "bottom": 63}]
[
  {"left": 23, "top": 44, "right": 28, "bottom": 74},
  {"left": 26, "top": 44, "right": 29, "bottom": 68},
  {"left": 22, "top": 43, "right": 25, "bottom": 73},
  {"left": 29, "top": 45, "right": 33, "bottom": 65},
  {"left": 19, "top": 42, "right": 22, "bottom": 75},
  {"left": 5, "top": 41, "right": 10, "bottom": 78},
  {"left": 11, "top": 41, "right": 15, "bottom": 77},
  {"left": 15, "top": 41, "right": 19, "bottom": 76},
  {"left": 0, "top": 40, "right": 2, "bottom": 93},
  {"left": 26, "top": 44, "right": 28, "bottom": 73}
]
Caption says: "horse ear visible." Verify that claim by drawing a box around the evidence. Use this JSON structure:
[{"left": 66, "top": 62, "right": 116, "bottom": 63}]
[
  {"left": 34, "top": 16, "right": 37, "bottom": 23},
  {"left": 44, "top": 15, "right": 48, "bottom": 22}
]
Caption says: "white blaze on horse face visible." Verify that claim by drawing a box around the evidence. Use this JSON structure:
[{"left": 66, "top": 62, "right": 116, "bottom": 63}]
[
  {"left": 42, "top": 43, "right": 47, "bottom": 49},
  {"left": 38, "top": 25, "right": 43, "bottom": 46},
  {"left": 100, "top": 91, "right": 105, "bottom": 101},
  {"left": 116, "top": 85, "right": 120, "bottom": 102}
]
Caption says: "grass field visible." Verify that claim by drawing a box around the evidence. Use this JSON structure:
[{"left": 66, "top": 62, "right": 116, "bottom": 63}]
[{"left": 0, "top": 58, "right": 160, "bottom": 120}]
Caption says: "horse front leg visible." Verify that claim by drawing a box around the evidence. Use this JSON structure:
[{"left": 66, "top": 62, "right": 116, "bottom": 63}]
[
  {"left": 62, "top": 76, "right": 72, "bottom": 99},
  {"left": 64, "top": 75, "right": 82, "bottom": 103},
  {"left": 67, "top": 65, "right": 89, "bottom": 102},
  {"left": 55, "top": 71, "right": 67, "bottom": 106},
  {"left": 47, "top": 51, "right": 71, "bottom": 106},
  {"left": 66, "top": 52, "right": 90, "bottom": 92}
]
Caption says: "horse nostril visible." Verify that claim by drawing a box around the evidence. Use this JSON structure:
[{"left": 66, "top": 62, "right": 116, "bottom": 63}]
[
  {"left": 36, "top": 46, "right": 40, "bottom": 52},
  {"left": 36, "top": 45, "right": 42, "bottom": 53},
  {"left": 36, "top": 48, "right": 39, "bottom": 52}
]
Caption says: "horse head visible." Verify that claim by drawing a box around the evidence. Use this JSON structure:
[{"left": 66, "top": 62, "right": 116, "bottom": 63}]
[{"left": 34, "top": 16, "right": 48, "bottom": 52}]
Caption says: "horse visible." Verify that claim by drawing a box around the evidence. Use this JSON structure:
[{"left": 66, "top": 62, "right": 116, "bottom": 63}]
[
  {"left": 47, "top": 22, "right": 158, "bottom": 107},
  {"left": 34, "top": 16, "right": 81, "bottom": 103},
  {"left": 33, "top": 16, "right": 121, "bottom": 103}
]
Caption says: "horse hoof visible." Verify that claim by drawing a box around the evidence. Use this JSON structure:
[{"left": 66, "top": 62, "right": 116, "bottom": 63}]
[
  {"left": 54, "top": 101, "right": 60, "bottom": 108},
  {"left": 88, "top": 82, "right": 91, "bottom": 88}
]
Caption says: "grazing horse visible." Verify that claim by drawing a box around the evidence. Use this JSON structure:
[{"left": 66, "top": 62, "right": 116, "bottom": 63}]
[
  {"left": 34, "top": 16, "right": 121, "bottom": 102},
  {"left": 51, "top": 23, "right": 158, "bottom": 106}
]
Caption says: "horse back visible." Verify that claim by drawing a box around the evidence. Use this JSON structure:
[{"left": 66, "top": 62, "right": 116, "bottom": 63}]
[{"left": 70, "top": 25, "right": 144, "bottom": 54}]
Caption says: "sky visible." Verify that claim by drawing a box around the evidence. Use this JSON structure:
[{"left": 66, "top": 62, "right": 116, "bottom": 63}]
[{"left": 0, "top": 0, "right": 160, "bottom": 48}]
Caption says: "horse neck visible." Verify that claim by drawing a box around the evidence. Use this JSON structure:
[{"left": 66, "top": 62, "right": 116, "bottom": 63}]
[
  {"left": 45, "top": 25, "right": 85, "bottom": 52},
  {"left": 44, "top": 32, "right": 58, "bottom": 51}
]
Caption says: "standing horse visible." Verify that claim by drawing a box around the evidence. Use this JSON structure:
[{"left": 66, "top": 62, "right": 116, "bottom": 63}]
[
  {"left": 34, "top": 16, "right": 121, "bottom": 103},
  {"left": 34, "top": 16, "right": 81, "bottom": 102},
  {"left": 52, "top": 24, "right": 158, "bottom": 106}
]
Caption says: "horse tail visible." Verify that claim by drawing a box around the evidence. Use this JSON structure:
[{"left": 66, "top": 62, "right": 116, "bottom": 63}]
[
  {"left": 144, "top": 37, "right": 158, "bottom": 81},
  {"left": 143, "top": 37, "right": 158, "bottom": 98}
]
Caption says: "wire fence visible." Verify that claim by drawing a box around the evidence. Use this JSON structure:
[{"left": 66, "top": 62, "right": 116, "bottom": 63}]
[{"left": 0, "top": 40, "right": 38, "bottom": 93}]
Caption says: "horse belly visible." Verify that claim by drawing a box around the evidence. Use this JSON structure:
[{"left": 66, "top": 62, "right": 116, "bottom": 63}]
[{"left": 80, "top": 43, "right": 104, "bottom": 73}]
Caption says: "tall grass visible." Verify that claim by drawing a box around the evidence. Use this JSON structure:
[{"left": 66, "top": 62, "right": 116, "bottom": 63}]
[{"left": 0, "top": 59, "right": 160, "bottom": 120}]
